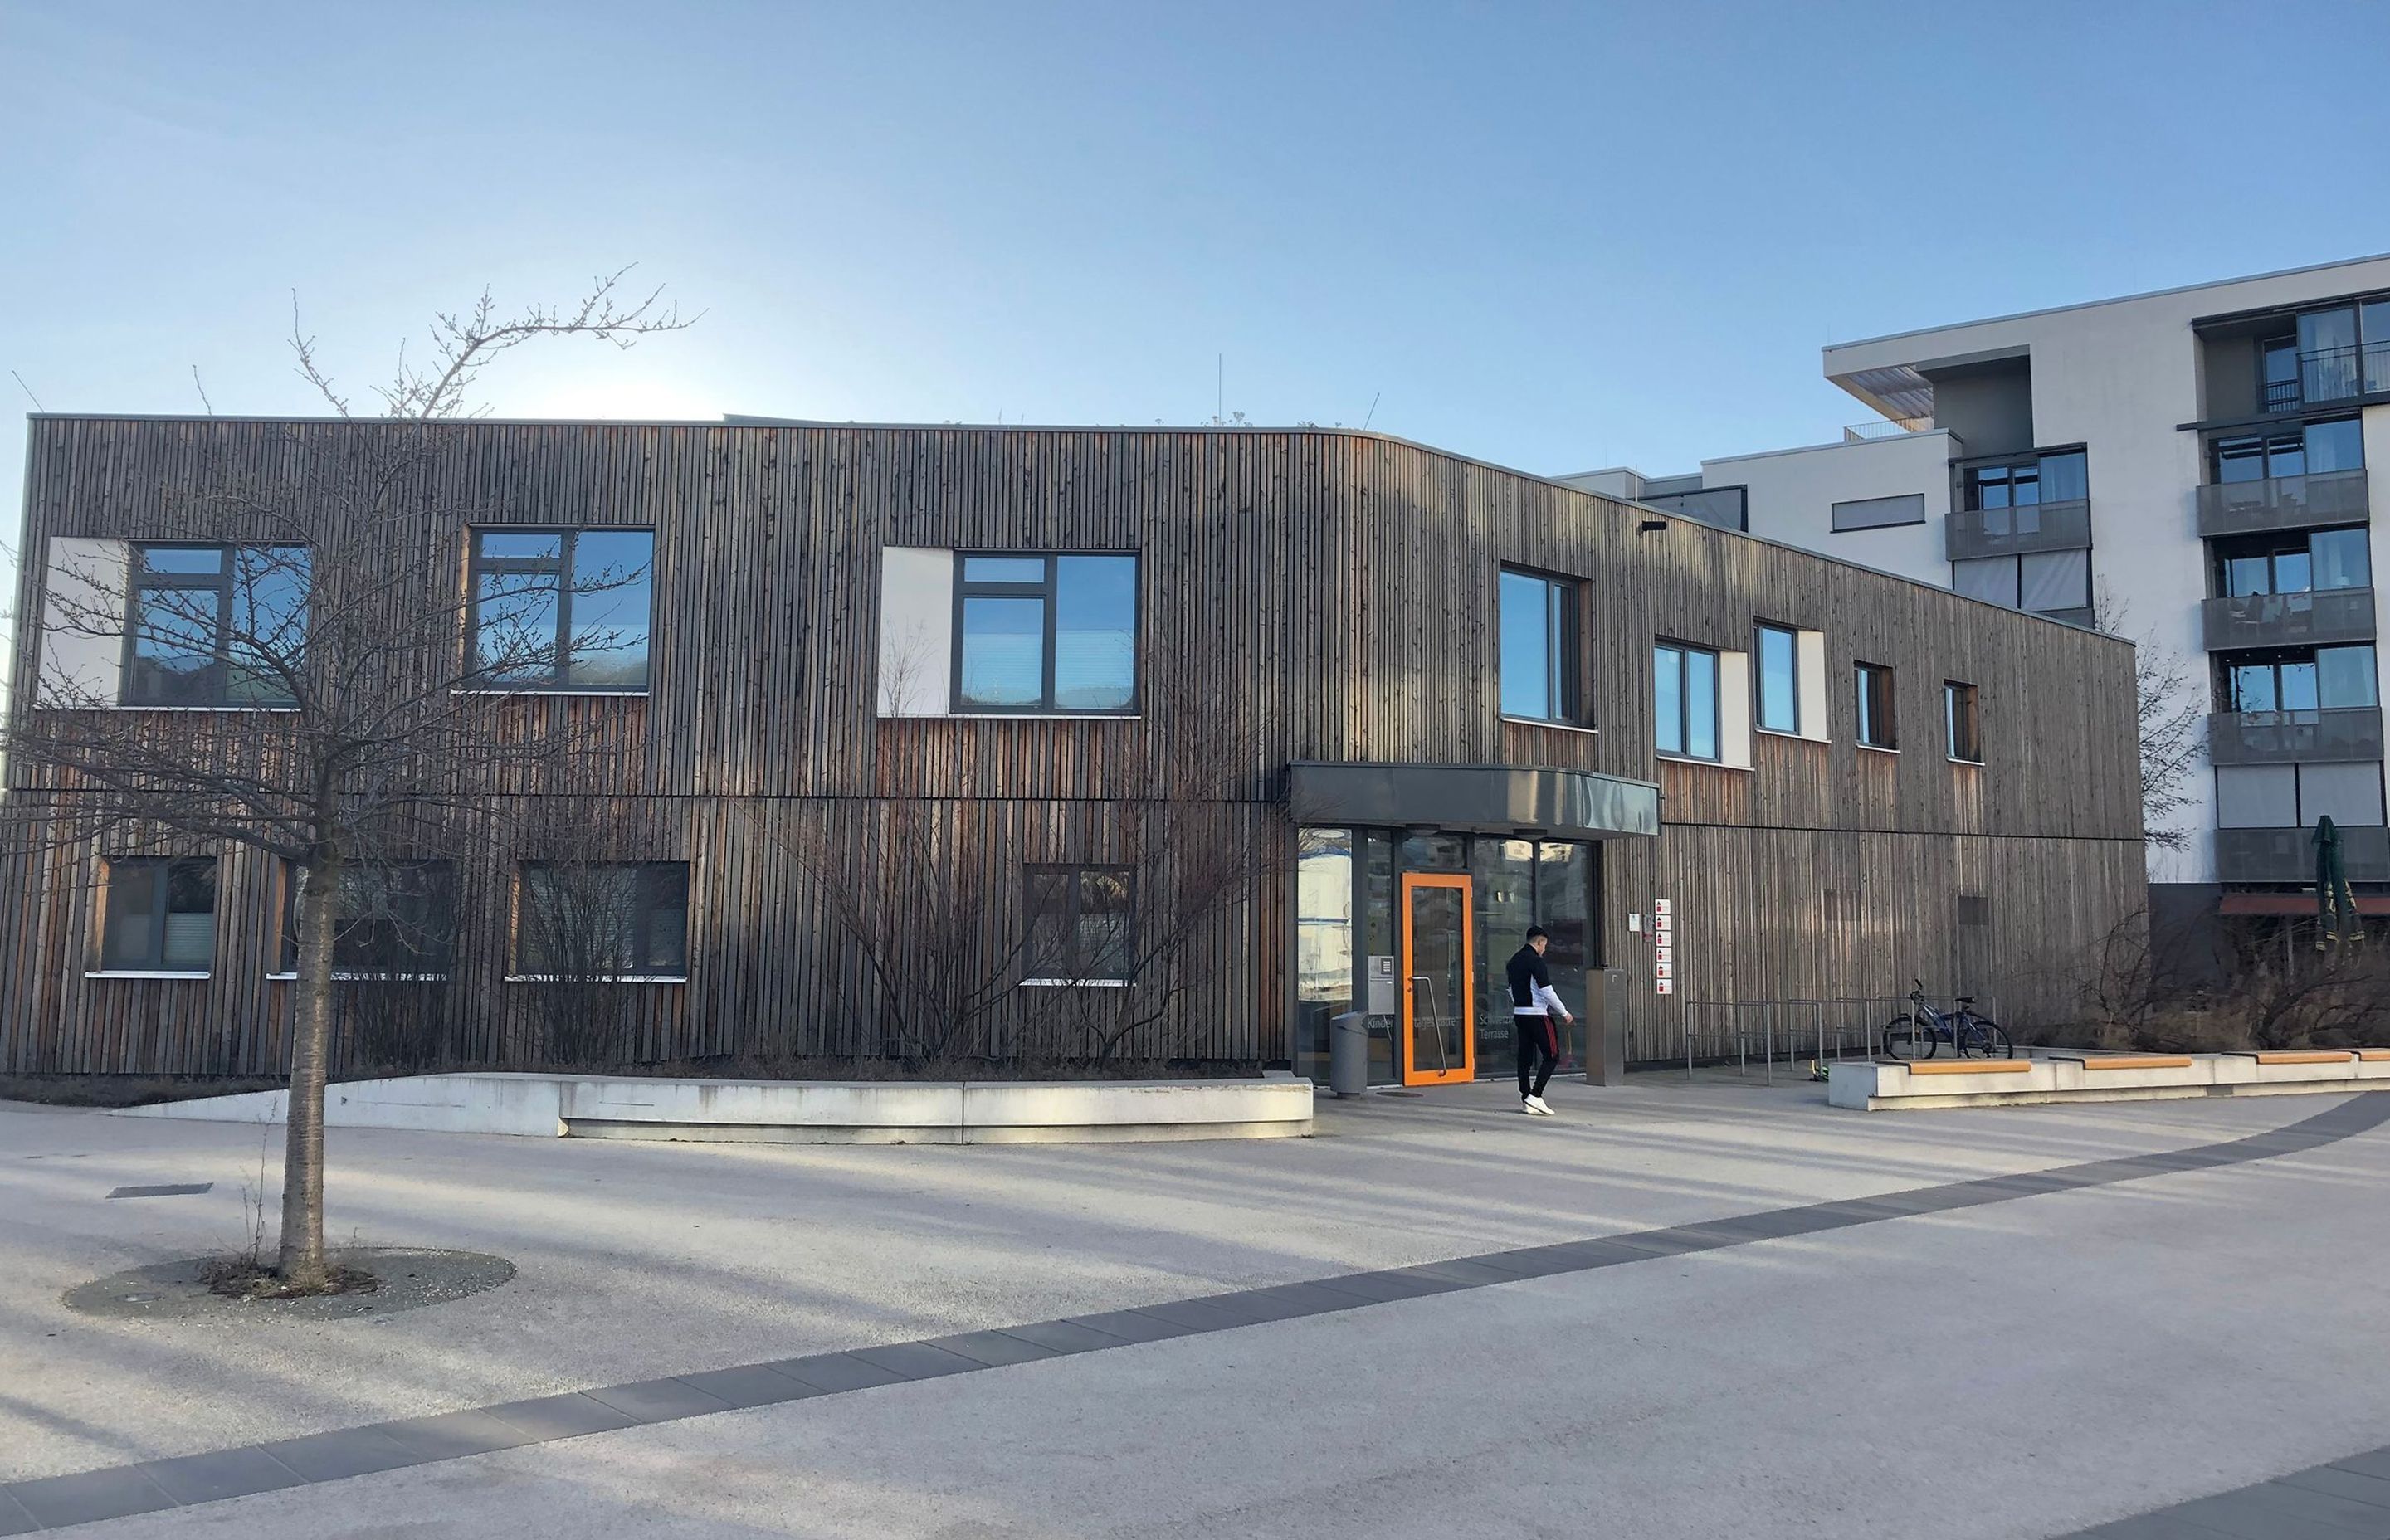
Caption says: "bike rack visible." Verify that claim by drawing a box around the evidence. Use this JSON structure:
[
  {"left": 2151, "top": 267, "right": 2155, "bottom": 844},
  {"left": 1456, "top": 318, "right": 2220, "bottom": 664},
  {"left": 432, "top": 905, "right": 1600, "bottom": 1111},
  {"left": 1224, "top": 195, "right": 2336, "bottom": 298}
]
[{"left": 1679, "top": 993, "right": 2006, "bottom": 1083}]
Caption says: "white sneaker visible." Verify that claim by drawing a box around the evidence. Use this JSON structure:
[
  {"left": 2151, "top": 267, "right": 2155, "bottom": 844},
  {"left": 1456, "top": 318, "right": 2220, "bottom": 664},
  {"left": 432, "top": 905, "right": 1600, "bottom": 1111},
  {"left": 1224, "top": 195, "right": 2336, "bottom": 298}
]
[{"left": 1526, "top": 1095, "right": 1555, "bottom": 1116}]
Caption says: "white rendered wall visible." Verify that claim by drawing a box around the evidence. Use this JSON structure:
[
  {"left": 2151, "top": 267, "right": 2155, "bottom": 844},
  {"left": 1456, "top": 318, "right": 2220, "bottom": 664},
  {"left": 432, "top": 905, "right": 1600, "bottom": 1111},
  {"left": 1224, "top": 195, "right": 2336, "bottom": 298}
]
[
  {"left": 1817, "top": 256, "right": 2390, "bottom": 887},
  {"left": 40, "top": 537, "right": 127, "bottom": 705},
  {"left": 1698, "top": 431, "right": 1958, "bottom": 587},
  {"left": 878, "top": 546, "right": 954, "bottom": 715}
]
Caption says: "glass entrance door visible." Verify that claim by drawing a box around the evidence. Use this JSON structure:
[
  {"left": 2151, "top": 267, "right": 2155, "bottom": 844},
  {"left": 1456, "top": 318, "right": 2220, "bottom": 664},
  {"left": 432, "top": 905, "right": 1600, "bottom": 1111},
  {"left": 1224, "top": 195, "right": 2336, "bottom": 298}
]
[{"left": 1400, "top": 872, "right": 1474, "bottom": 1085}]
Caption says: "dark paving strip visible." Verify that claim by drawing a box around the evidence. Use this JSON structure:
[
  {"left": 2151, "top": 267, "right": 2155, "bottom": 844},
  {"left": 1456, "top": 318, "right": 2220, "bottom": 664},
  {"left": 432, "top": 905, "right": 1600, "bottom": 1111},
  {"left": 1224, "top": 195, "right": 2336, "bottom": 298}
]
[
  {"left": 8, "top": 1094, "right": 2387, "bottom": 1533},
  {"left": 2056, "top": 1444, "right": 2390, "bottom": 1538},
  {"left": 101, "top": 1184, "right": 211, "bottom": 1201}
]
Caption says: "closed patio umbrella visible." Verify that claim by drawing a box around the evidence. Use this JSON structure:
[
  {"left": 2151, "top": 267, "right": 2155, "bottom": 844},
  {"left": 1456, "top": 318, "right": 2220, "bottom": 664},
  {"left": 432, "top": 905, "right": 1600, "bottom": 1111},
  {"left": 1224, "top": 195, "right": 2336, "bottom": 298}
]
[{"left": 2315, "top": 815, "right": 2361, "bottom": 949}]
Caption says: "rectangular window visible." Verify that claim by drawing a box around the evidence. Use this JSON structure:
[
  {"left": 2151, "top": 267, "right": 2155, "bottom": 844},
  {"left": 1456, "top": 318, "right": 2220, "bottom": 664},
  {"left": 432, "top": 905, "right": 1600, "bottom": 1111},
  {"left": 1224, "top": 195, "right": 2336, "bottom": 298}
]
[
  {"left": 282, "top": 862, "right": 458, "bottom": 976},
  {"left": 122, "top": 544, "right": 309, "bottom": 706},
  {"left": 2221, "top": 646, "right": 2379, "bottom": 712},
  {"left": 1024, "top": 865, "right": 1134, "bottom": 983},
  {"left": 1856, "top": 662, "right": 1897, "bottom": 750},
  {"left": 470, "top": 528, "right": 654, "bottom": 691},
  {"left": 954, "top": 554, "right": 1137, "bottom": 713},
  {"left": 2300, "top": 306, "right": 2361, "bottom": 403},
  {"left": 1499, "top": 568, "right": 1582, "bottom": 723},
  {"left": 100, "top": 857, "right": 216, "bottom": 972},
  {"left": 1953, "top": 557, "right": 2022, "bottom": 608},
  {"left": 1944, "top": 681, "right": 1981, "bottom": 763},
  {"left": 1830, "top": 494, "right": 1926, "bottom": 532},
  {"left": 1754, "top": 623, "right": 1799, "bottom": 734},
  {"left": 1653, "top": 642, "right": 1720, "bottom": 761},
  {"left": 2018, "top": 549, "right": 2091, "bottom": 613},
  {"left": 2214, "top": 529, "right": 2369, "bottom": 597},
  {"left": 515, "top": 863, "right": 689, "bottom": 977}
]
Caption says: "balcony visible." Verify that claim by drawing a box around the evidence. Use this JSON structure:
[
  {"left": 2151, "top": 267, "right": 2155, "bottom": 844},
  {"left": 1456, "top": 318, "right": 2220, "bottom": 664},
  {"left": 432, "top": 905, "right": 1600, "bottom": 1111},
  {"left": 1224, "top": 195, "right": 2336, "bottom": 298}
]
[
  {"left": 2217, "top": 824, "right": 2390, "bottom": 884},
  {"left": 2208, "top": 707, "right": 2386, "bottom": 766},
  {"left": 2268, "top": 342, "right": 2390, "bottom": 412},
  {"left": 2202, "top": 587, "right": 2377, "bottom": 651},
  {"left": 1944, "top": 499, "right": 2092, "bottom": 561},
  {"left": 2197, "top": 468, "right": 2370, "bottom": 539}
]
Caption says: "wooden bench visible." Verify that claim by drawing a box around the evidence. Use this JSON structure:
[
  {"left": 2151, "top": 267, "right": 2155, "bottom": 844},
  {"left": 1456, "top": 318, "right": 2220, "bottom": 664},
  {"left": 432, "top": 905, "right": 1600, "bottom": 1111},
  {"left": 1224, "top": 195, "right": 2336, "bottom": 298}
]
[
  {"left": 2230, "top": 1050, "right": 2354, "bottom": 1065},
  {"left": 2050, "top": 1055, "right": 2194, "bottom": 1071},
  {"left": 2358, "top": 1050, "right": 2390, "bottom": 1062},
  {"left": 1901, "top": 1060, "right": 2032, "bottom": 1075}
]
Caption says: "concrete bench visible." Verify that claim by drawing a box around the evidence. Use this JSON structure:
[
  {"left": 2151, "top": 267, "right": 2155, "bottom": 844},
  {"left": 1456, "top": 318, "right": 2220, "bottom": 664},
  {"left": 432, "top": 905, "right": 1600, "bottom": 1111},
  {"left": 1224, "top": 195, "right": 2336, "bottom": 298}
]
[
  {"left": 1900, "top": 1060, "right": 2032, "bottom": 1075},
  {"left": 2049, "top": 1054, "right": 2196, "bottom": 1071},
  {"left": 2231, "top": 1050, "right": 2354, "bottom": 1065}
]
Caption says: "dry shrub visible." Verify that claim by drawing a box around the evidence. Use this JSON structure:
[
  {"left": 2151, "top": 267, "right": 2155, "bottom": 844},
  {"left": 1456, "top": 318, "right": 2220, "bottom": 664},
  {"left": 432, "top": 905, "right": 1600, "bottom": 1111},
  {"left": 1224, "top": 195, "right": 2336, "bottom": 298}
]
[{"left": 2087, "top": 907, "right": 2390, "bottom": 1052}]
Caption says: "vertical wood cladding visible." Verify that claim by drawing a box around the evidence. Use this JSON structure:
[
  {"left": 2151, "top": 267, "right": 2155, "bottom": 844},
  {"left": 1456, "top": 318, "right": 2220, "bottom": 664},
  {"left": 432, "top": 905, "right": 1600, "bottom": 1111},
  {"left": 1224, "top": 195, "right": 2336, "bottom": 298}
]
[{"left": 2, "top": 418, "right": 2144, "bottom": 1074}]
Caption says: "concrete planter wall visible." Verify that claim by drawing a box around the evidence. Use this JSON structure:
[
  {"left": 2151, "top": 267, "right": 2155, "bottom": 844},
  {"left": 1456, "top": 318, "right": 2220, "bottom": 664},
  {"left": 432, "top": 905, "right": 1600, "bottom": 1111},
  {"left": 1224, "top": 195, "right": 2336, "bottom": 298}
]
[
  {"left": 115, "top": 1072, "right": 1314, "bottom": 1144},
  {"left": 1829, "top": 1050, "right": 2390, "bottom": 1110}
]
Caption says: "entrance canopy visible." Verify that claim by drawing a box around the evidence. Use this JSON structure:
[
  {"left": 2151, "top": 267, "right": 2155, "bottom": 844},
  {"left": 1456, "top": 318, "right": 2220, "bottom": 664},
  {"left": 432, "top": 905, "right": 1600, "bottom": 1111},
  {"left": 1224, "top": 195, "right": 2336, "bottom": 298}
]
[{"left": 1286, "top": 761, "right": 1661, "bottom": 842}]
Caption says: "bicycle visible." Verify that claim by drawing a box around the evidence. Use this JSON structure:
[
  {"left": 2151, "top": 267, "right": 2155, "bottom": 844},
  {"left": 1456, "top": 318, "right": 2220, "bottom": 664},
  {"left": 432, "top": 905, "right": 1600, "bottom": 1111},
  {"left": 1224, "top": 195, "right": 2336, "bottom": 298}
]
[{"left": 1880, "top": 979, "right": 2012, "bottom": 1060}]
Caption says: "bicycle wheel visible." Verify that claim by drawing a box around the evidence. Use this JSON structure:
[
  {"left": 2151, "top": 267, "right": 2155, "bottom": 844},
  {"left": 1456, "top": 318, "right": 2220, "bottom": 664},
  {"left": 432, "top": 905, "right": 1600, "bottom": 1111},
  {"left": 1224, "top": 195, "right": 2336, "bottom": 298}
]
[
  {"left": 1961, "top": 1017, "right": 2013, "bottom": 1060},
  {"left": 1880, "top": 1014, "right": 1934, "bottom": 1060}
]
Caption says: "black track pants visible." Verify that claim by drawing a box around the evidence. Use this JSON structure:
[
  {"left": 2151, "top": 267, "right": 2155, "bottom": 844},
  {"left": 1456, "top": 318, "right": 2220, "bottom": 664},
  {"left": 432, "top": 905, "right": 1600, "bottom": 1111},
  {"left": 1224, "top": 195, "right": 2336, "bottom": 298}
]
[{"left": 1515, "top": 1015, "right": 1557, "bottom": 1098}]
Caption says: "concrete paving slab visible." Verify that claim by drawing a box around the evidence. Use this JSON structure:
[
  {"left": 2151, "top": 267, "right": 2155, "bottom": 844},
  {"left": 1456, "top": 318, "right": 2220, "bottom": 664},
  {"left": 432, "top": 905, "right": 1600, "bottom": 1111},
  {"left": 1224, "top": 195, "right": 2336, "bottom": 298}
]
[
  {"left": 376, "top": 1407, "right": 544, "bottom": 1460},
  {"left": 2278, "top": 1464, "right": 2390, "bottom": 1508},
  {"left": 5, "top": 1465, "right": 174, "bottom": 1528},
  {"left": 846, "top": 1341, "right": 987, "bottom": 1381},
  {"left": 579, "top": 1378, "right": 734, "bottom": 1424},
  {"left": 2337, "top": 1450, "right": 2390, "bottom": 1482},
  {"left": 134, "top": 1445, "right": 304, "bottom": 1506},
  {"left": 481, "top": 1394, "right": 641, "bottom": 1440},
  {"left": 246, "top": 1425, "right": 424, "bottom": 1482},
  {"left": 671, "top": 1363, "right": 821, "bottom": 1410},
  {"left": 763, "top": 1352, "right": 909, "bottom": 1393},
  {"left": 918, "top": 1329, "right": 1062, "bottom": 1368}
]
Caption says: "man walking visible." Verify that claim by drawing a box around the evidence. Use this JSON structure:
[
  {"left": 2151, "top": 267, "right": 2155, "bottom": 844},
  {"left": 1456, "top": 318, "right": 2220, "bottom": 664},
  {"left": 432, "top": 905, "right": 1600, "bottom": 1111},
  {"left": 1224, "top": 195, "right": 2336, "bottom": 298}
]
[{"left": 1506, "top": 926, "right": 1573, "bottom": 1115}]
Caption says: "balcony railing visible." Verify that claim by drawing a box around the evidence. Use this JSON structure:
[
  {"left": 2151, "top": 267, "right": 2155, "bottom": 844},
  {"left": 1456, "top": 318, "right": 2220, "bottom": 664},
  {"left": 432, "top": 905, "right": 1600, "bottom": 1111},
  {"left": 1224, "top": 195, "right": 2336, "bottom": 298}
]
[
  {"left": 2196, "top": 468, "right": 2370, "bottom": 539},
  {"left": 2202, "top": 586, "right": 2377, "bottom": 651},
  {"left": 2208, "top": 707, "right": 2386, "bottom": 766},
  {"left": 1944, "top": 498, "right": 2092, "bottom": 561},
  {"left": 2217, "top": 824, "right": 2390, "bottom": 884},
  {"left": 1842, "top": 418, "right": 1931, "bottom": 443},
  {"left": 2269, "top": 342, "right": 2390, "bottom": 412}
]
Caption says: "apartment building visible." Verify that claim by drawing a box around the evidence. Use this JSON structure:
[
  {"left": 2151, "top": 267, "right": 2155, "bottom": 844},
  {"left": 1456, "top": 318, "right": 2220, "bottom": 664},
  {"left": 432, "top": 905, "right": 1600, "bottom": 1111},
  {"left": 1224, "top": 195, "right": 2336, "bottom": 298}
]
[
  {"left": 1566, "top": 254, "right": 2390, "bottom": 938},
  {"left": 2, "top": 417, "right": 2142, "bottom": 1082}
]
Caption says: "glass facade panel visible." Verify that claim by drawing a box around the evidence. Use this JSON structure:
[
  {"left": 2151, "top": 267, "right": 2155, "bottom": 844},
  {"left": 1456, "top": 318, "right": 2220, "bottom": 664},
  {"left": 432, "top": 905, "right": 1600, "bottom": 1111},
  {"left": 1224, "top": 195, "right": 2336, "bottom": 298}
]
[
  {"left": 1294, "top": 828, "right": 1354, "bottom": 1084},
  {"left": 1654, "top": 645, "right": 1684, "bottom": 754},
  {"left": 2280, "top": 661, "right": 2320, "bottom": 711},
  {"left": 475, "top": 571, "right": 561, "bottom": 682},
  {"left": 568, "top": 529, "right": 655, "bottom": 689},
  {"left": 2040, "top": 451, "right": 2088, "bottom": 502},
  {"left": 100, "top": 861, "right": 162, "bottom": 970},
  {"left": 1756, "top": 624, "right": 1798, "bottom": 733},
  {"left": 1361, "top": 831, "right": 1397, "bottom": 1084},
  {"left": 1684, "top": 647, "right": 1719, "bottom": 760},
  {"left": 2319, "top": 646, "right": 2379, "bottom": 708},
  {"left": 1052, "top": 556, "right": 1137, "bottom": 710},
  {"left": 1471, "top": 838, "right": 1538, "bottom": 1074},
  {"left": 957, "top": 597, "right": 1046, "bottom": 708},
  {"left": 2019, "top": 549, "right": 2090, "bottom": 612},
  {"left": 1500, "top": 571, "right": 1555, "bottom": 719},
  {"left": 2229, "top": 661, "right": 2279, "bottom": 712},
  {"left": 2312, "top": 529, "right": 2371, "bottom": 592},
  {"left": 2216, "top": 765, "right": 2299, "bottom": 827},
  {"left": 2365, "top": 300, "right": 2390, "bottom": 395},
  {"left": 1953, "top": 557, "right": 2020, "bottom": 608},
  {"left": 2300, "top": 307, "right": 2361, "bottom": 402},
  {"left": 963, "top": 556, "right": 1046, "bottom": 583},
  {"left": 2306, "top": 417, "right": 2365, "bottom": 474},
  {"left": 129, "top": 587, "right": 225, "bottom": 704},
  {"left": 1534, "top": 842, "right": 1592, "bottom": 1069},
  {"left": 2300, "top": 762, "right": 2386, "bottom": 826}
]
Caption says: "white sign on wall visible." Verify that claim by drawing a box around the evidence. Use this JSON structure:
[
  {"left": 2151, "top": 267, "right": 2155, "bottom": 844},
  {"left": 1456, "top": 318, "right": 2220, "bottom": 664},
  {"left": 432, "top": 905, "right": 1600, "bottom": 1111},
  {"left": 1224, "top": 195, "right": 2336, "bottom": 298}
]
[{"left": 1652, "top": 898, "right": 1675, "bottom": 995}]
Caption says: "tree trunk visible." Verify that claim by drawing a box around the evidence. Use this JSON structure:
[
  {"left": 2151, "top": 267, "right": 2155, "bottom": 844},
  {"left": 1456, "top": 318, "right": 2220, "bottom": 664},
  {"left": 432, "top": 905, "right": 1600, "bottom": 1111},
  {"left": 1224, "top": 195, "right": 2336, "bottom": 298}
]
[{"left": 279, "top": 848, "right": 340, "bottom": 1288}]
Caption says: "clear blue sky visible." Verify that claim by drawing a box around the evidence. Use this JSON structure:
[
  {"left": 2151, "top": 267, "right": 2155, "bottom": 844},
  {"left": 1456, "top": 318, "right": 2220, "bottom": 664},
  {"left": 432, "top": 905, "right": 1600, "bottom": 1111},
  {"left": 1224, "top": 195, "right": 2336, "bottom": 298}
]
[{"left": 6, "top": 0, "right": 2390, "bottom": 536}]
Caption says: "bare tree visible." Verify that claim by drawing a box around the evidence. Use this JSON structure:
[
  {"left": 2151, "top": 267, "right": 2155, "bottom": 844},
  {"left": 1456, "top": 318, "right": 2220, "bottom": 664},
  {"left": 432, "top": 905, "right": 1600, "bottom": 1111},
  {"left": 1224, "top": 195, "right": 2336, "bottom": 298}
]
[
  {"left": 2095, "top": 587, "right": 2204, "bottom": 854},
  {"left": 754, "top": 668, "right": 1286, "bottom": 1070},
  {"left": 0, "top": 275, "right": 690, "bottom": 1289}
]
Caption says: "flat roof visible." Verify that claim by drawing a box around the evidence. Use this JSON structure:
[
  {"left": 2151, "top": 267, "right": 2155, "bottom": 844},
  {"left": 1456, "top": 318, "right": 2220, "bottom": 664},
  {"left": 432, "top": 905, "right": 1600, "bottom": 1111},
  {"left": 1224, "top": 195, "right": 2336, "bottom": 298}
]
[{"left": 1824, "top": 251, "right": 2390, "bottom": 353}]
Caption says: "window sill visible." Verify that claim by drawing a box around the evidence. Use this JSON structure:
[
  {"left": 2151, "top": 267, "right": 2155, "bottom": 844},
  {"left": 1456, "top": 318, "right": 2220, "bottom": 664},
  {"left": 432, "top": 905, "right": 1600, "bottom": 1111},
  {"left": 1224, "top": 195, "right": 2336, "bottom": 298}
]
[
  {"left": 85, "top": 970, "right": 209, "bottom": 980},
  {"left": 503, "top": 974, "right": 689, "bottom": 984},
  {"left": 1948, "top": 755, "right": 1985, "bottom": 768},
  {"left": 1500, "top": 715, "right": 1598, "bottom": 736},
  {"left": 1858, "top": 743, "right": 1901, "bottom": 756},
  {"left": 1021, "top": 977, "right": 1131, "bottom": 988},
  {"left": 942, "top": 712, "right": 1142, "bottom": 721},
  {"left": 265, "top": 972, "right": 452, "bottom": 982},
  {"left": 1754, "top": 726, "right": 1828, "bottom": 745},
  {"left": 452, "top": 688, "right": 651, "bottom": 698},
  {"left": 99, "top": 704, "right": 300, "bottom": 714}
]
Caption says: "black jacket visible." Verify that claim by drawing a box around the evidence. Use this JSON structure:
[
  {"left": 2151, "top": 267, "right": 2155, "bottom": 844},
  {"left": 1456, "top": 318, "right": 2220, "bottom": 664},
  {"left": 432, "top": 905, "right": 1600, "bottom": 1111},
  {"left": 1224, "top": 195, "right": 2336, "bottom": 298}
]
[{"left": 1505, "top": 944, "right": 1552, "bottom": 1011}]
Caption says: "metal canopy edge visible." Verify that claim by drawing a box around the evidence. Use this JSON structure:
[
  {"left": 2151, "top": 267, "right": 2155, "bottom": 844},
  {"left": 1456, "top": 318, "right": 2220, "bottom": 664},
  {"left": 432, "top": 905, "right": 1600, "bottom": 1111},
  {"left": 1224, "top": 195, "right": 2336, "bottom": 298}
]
[{"left": 1285, "top": 762, "right": 1661, "bottom": 841}]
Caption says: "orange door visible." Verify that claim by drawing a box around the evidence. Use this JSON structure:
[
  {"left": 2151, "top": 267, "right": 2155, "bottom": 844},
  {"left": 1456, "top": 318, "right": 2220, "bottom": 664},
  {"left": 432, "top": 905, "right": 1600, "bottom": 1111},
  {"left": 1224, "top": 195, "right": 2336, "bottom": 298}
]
[{"left": 1400, "top": 872, "right": 1475, "bottom": 1085}]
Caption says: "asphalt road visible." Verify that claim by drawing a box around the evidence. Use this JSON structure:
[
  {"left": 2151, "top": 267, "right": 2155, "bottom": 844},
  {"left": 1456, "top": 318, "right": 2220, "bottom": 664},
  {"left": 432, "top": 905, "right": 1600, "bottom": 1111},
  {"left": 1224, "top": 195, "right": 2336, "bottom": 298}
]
[{"left": 7, "top": 1080, "right": 2388, "bottom": 1537}]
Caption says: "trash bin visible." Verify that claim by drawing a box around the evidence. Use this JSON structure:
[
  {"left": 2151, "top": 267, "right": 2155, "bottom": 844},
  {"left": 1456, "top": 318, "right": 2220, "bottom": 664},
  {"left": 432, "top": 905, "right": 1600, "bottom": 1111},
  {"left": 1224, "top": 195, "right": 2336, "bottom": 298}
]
[{"left": 1329, "top": 1010, "right": 1370, "bottom": 1097}]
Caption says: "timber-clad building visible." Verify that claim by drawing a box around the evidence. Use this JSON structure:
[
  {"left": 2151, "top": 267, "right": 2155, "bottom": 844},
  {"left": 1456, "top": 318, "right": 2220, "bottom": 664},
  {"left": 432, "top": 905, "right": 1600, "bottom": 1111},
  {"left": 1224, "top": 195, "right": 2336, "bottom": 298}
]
[{"left": 1, "top": 416, "right": 2146, "bottom": 1083}]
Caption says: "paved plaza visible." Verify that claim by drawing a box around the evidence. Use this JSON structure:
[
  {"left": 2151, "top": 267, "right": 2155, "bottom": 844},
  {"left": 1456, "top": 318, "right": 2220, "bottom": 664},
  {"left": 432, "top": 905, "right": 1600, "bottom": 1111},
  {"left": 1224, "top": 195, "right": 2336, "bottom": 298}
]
[{"left": 5, "top": 1079, "right": 2389, "bottom": 1537}]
